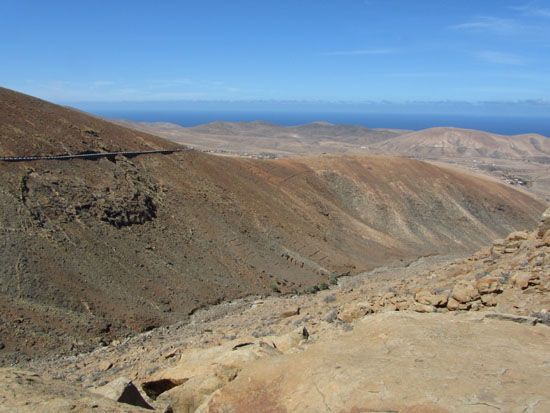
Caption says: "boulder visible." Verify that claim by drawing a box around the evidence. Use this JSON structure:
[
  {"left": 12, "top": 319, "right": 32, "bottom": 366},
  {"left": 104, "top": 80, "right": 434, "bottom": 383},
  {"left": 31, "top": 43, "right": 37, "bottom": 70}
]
[
  {"left": 481, "top": 294, "right": 498, "bottom": 307},
  {"left": 159, "top": 373, "right": 226, "bottom": 413},
  {"left": 512, "top": 272, "right": 535, "bottom": 289},
  {"left": 92, "top": 377, "right": 153, "bottom": 410},
  {"left": 338, "top": 302, "right": 370, "bottom": 323},
  {"left": 0, "top": 368, "right": 149, "bottom": 413},
  {"left": 415, "top": 290, "right": 448, "bottom": 307},
  {"left": 451, "top": 281, "right": 480, "bottom": 304},
  {"left": 475, "top": 277, "right": 502, "bottom": 295},
  {"left": 144, "top": 339, "right": 281, "bottom": 408},
  {"left": 393, "top": 297, "right": 412, "bottom": 311},
  {"left": 413, "top": 303, "right": 435, "bottom": 313},
  {"left": 447, "top": 297, "right": 460, "bottom": 311},
  {"left": 146, "top": 340, "right": 280, "bottom": 392},
  {"left": 271, "top": 327, "right": 309, "bottom": 352}
]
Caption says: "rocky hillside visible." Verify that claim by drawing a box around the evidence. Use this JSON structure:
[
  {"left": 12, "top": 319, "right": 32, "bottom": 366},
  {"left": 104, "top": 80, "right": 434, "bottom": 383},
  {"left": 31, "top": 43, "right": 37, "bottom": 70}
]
[
  {"left": 0, "top": 88, "right": 546, "bottom": 364},
  {"left": 373, "top": 126, "right": 550, "bottom": 160},
  {"left": 2, "top": 208, "right": 548, "bottom": 412},
  {"left": 116, "top": 120, "right": 406, "bottom": 156}
]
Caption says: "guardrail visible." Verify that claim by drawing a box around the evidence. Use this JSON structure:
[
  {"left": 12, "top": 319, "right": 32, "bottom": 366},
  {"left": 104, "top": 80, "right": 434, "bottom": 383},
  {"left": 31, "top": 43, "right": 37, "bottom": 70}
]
[{"left": 0, "top": 148, "right": 190, "bottom": 162}]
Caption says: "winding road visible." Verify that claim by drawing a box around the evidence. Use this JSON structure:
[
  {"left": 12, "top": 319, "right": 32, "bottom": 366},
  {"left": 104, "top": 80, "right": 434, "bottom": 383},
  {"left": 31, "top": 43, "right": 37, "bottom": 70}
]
[{"left": 0, "top": 148, "right": 190, "bottom": 162}]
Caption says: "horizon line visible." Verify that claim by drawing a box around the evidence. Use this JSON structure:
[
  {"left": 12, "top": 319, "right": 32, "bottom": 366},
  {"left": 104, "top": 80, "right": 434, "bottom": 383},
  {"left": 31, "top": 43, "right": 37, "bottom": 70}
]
[{"left": 61, "top": 99, "right": 550, "bottom": 106}]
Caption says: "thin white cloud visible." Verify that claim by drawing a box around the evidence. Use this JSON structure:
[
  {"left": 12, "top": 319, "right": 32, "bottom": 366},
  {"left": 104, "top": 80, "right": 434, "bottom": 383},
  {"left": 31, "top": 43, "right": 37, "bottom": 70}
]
[
  {"left": 451, "top": 16, "right": 522, "bottom": 34},
  {"left": 532, "top": 8, "right": 550, "bottom": 16},
  {"left": 320, "top": 48, "right": 395, "bottom": 56},
  {"left": 382, "top": 71, "right": 547, "bottom": 80},
  {"left": 92, "top": 80, "right": 115, "bottom": 87},
  {"left": 19, "top": 78, "right": 248, "bottom": 102},
  {"left": 475, "top": 50, "right": 525, "bottom": 65},
  {"left": 382, "top": 72, "right": 455, "bottom": 78},
  {"left": 149, "top": 78, "right": 194, "bottom": 87},
  {"left": 512, "top": 3, "right": 550, "bottom": 17}
]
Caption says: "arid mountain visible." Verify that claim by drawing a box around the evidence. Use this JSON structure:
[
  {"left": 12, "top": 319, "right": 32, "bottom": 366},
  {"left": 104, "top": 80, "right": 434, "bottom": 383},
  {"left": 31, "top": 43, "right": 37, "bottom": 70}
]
[
  {"left": 373, "top": 126, "right": 550, "bottom": 160},
  {"left": 0, "top": 88, "right": 545, "bottom": 363},
  {"left": 119, "top": 120, "right": 550, "bottom": 201},
  {"left": 116, "top": 120, "right": 407, "bottom": 156},
  {"left": 370, "top": 127, "right": 550, "bottom": 202}
]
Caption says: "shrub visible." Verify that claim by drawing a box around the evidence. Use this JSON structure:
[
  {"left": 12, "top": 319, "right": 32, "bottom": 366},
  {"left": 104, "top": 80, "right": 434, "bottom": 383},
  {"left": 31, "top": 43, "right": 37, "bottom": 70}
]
[
  {"left": 305, "top": 285, "right": 320, "bottom": 294},
  {"left": 318, "top": 283, "right": 329, "bottom": 291}
]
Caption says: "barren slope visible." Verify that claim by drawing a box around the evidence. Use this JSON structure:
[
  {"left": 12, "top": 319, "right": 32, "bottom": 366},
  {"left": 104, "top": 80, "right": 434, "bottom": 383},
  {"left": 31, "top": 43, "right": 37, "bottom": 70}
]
[
  {"left": 0, "top": 88, "right": 545, "bottom": 363},
  {"left": 374, "top": 126, "right": 550, "bottom": 159},
  {"left": 10, "top": 208, "right": 550, "bottom": 413}
]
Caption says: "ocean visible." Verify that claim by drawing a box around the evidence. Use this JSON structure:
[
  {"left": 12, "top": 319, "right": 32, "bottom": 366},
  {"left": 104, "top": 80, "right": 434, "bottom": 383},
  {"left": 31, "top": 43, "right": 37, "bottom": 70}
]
[{"left": 93, "top": 110, "right": 550, "bottom": 137}]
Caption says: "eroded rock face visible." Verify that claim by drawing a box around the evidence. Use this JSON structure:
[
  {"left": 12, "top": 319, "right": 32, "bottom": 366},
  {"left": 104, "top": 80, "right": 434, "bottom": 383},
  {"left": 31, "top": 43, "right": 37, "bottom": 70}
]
[{"left": 20, "top": 158, "right": 160, "bottom": 230}]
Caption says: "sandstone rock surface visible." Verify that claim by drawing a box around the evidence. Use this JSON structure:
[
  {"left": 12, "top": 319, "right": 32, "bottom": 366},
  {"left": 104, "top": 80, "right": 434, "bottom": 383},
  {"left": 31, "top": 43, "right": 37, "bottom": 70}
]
[
  {"left": 198, "top": 312, "right": 550, "bottom": 413},
  {"left": 0, "top": 368, "right": 148, "bottom": 413},
  {"left": 91, "top": 377, "right": 153, "bottom": 410}
]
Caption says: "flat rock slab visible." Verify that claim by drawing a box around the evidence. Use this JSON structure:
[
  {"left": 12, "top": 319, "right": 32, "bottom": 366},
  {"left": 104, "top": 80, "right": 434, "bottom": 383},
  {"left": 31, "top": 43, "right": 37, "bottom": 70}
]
[
  {"left": 199, "top": 311, "right": 550, "bottom": 413},
  {"left": 91, "top": 377, "right": 153, "bottom": 410},
  {"left": 0, "top": 368, "right": 149, "bottom": 413}
]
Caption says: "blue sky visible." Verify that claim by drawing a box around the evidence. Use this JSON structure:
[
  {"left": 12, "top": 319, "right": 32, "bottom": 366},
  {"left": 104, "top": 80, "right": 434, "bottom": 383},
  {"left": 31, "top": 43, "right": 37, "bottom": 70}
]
[{"left": 1, "top": 0, "right": 550, "bottom": 106}]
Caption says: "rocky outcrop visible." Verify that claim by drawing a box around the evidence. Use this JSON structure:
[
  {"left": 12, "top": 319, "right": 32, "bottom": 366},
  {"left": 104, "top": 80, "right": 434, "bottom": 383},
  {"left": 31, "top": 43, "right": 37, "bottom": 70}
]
[
  {"left": 92, "top": 377, "right": 153, "bottom": 410},
  {"left": 20, "top": 159, "right": 160, "bottom": 230},
  {"left": 538, "top": 207, "right": 550, "bottom": 237},
  {"left": 0, "top": 368, "right": 149, "bottom": 412}
]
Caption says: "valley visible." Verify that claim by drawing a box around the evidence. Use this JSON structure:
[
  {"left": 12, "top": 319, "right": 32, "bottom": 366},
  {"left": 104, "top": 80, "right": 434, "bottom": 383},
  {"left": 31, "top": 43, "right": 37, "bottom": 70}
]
[
  {"left": 4, "top": 205, "right": 550, "bottom": 412},
  {"left": 0, "top": 88, "right": 548, "bottom": 412}
]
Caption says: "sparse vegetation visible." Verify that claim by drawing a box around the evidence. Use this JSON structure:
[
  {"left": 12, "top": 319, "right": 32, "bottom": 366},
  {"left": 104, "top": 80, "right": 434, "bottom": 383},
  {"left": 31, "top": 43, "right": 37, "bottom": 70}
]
[
  {"left": 318, "top": 282, "right": 329, "bottom": 291},
  {"left": 305, "top": 285, "right": 320, "bottom": 294}
]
